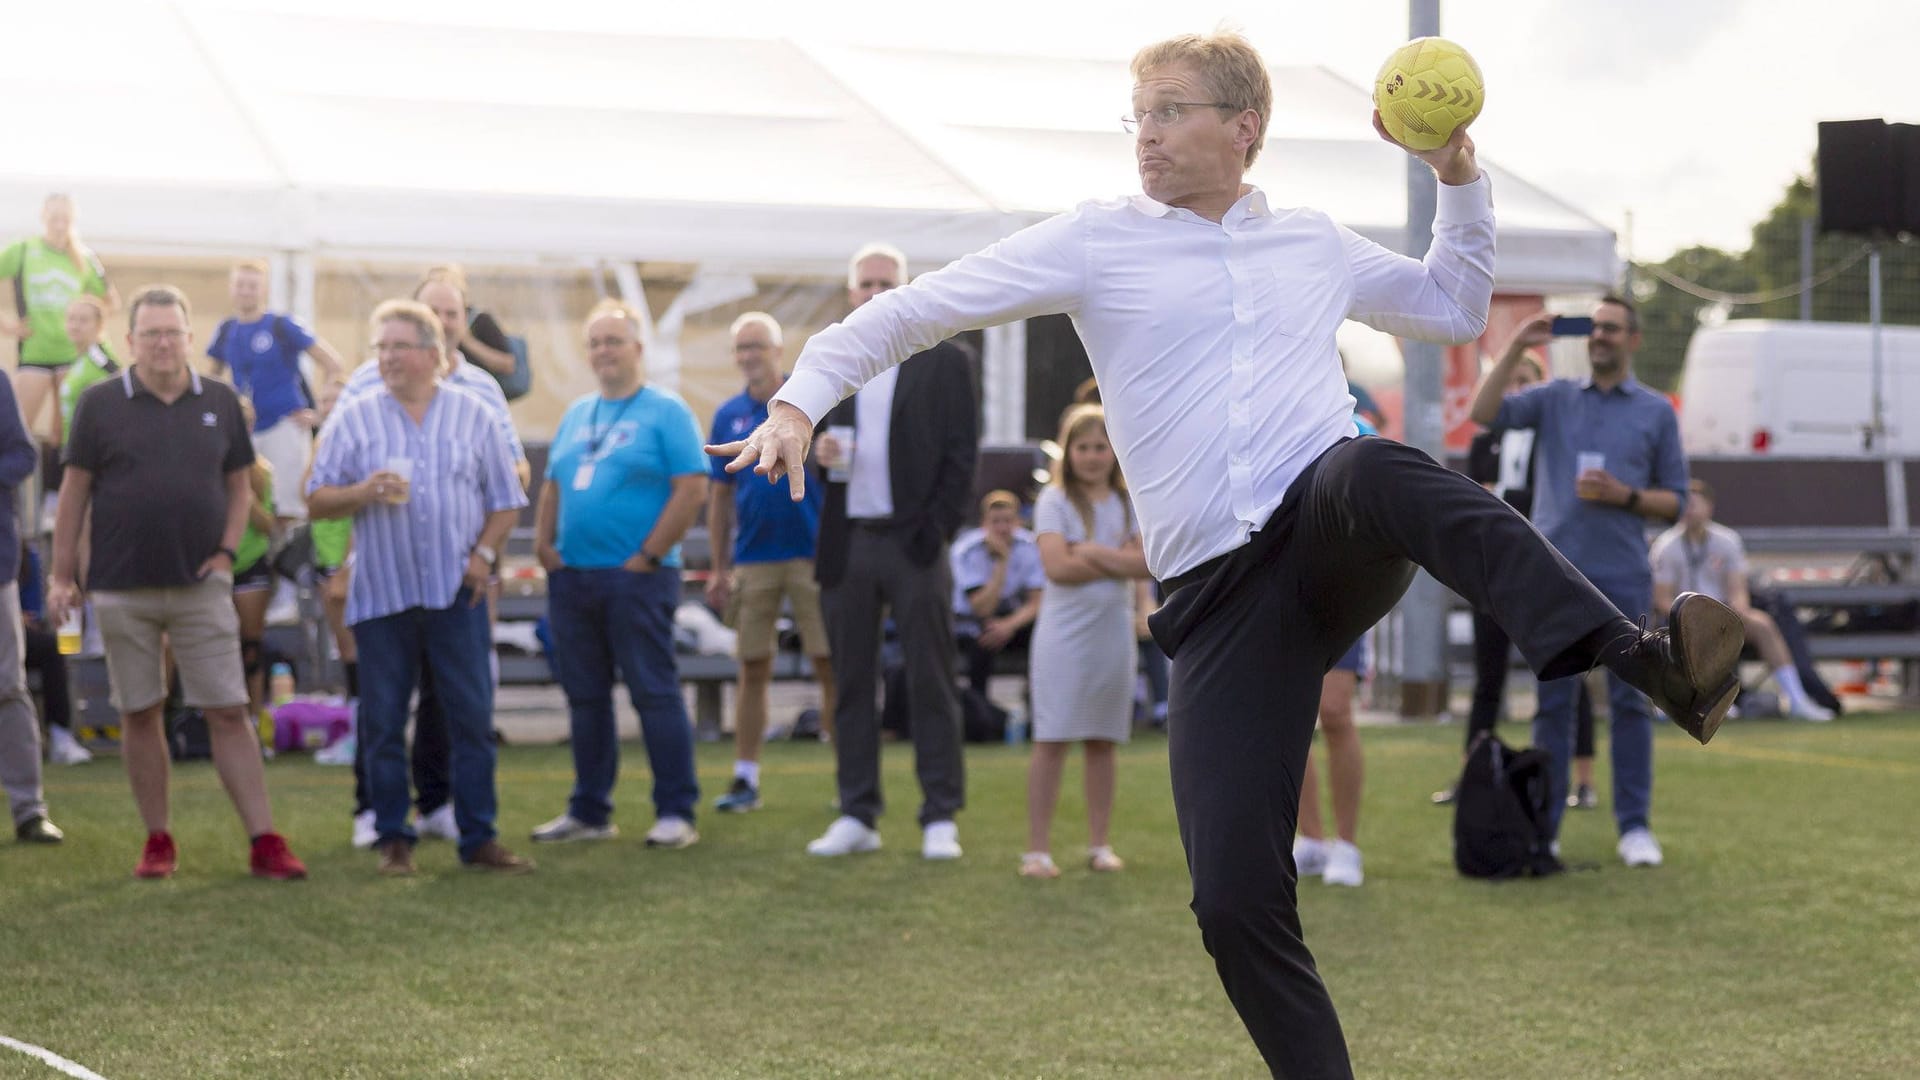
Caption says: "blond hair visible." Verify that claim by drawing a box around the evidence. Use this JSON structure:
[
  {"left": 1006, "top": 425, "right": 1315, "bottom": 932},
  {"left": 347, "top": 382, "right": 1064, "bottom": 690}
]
[
  {"left": 846, "top": 242, "right": 908, "bottom": 291},
  {"left": 979, "top": 489, "right": 1020, "bottom": 518},
  {"left": 370, "top": 299, "right": 448, "bottom": 372},
  {"left": 729, "top": 311, "right": 783, "bottom": 348},
  {"left": 586, "top": 298, "right": 645, "bottom": 342},
  {"left": 1130, "top": 31, "right": 1272, "bottom": 167},
  {"left": 231, "top": 258, "right": 270, "bottom": 277},
  {"left": 1049, "top": 404, "right": 1129, "bottom": 537}
]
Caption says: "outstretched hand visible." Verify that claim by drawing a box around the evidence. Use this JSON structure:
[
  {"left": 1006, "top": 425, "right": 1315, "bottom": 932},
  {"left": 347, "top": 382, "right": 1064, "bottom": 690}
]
[
  {"left": 1372, "top": 109, "right": 1479, "bottom": 186},
  {"left": 705, "top": 400, "right": 815, "bottom": 502}
]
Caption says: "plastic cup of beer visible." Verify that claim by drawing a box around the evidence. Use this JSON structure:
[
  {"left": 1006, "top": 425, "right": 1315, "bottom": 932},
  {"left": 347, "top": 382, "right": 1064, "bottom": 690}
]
[
  {"left": 823, "top": 425, "right": 855, "bottom": 484},
  {"left": 57, "top": 609, "right": 82, "bottom": 656},
  {"left": 1576, "top": 451, "right": 1605, "bottom": 476},
  {"left": 383, "top": 456, "right": 414, "bottom": 504}
]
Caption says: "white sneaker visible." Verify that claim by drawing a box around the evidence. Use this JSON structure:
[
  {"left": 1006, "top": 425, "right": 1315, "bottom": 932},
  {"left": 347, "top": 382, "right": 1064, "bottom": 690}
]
[
  {"left": 921, "top": 820, "right": 962, "bottom": 860},
  {"left": 530, "top": 813, "right": 618, "bottom": 843},
  {"left": 644, "top": 816, "right": 699, "bottom": 849},
  {"left": 47, "top": 726, "right": 93, "bottom": 766},
  {"left": 1617, "top": 827, "right": 1664, "bottom": 868},
  {"left": 417, "top": 804, "right": 459, "bottom": 841},
  {"left": 313, "top": 733, "right": 356, "bottom": 766},
  {"left": 1788, "top": 699, "right": 1835, "bottom": 722},
  {"left": 351, "top": 809, "right": 378, "bottom": 850},
  {"left": 806, "top": 815, "right": 881, "bottom": 857},
  {"left": 1293, "top": 835, "right": 1329, "bottom": 877},
  {"left": 1322, "top": 840, "right": 1364, "bottom": 887}
]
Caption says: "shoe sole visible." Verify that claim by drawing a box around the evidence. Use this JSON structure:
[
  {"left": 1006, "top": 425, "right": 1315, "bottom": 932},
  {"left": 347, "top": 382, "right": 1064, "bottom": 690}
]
[
  {"left": 134, "top": 867, "right": 175, "bottom": 880},
  {"left": 1668, "top": 593, "right": 1745, "bottom": 743},
  {"left": 646, "top": 834, "right": 699, "bottom": 849},
  {"left": 714, "top": 801, "right": 761, "bottom": 813},
  {"left": 530, "top": 828, "right": 618, "bottom": 843},
  {"left": 253, "top": 868, "right": 308, "bottom": 880},
  {"left": 807, "top": 840, "right": 881, "bottom": 856}
]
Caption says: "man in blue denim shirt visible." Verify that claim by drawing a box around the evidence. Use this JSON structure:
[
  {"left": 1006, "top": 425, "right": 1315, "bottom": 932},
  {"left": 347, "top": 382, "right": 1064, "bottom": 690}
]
[{"left": 1471, "top": 296, "right": 1688, "bottom": 868}]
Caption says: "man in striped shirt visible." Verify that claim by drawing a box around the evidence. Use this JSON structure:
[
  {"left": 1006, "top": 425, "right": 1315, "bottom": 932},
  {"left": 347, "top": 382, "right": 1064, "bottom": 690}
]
[
  {"left": 337, "top": 276, "right": 529, "bottom": 849},
  {"left": 308, "top": 299, "right": 529, "bottom": 876}
]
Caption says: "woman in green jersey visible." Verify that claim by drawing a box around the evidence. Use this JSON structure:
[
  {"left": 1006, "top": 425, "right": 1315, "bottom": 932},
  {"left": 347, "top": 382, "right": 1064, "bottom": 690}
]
[{"left": 0, "top": 195, "right": 117, "bottom": 440}]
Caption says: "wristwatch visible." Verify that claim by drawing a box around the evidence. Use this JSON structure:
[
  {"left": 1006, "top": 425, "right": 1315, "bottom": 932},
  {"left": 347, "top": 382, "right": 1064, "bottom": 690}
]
[
  {"left": 1624, "top": 489, "right": 1641, "bottom": 511},
  {"left": 216, "top": 546, "right": 238, "bottom": 564},
  {"left": 472, "top": 543, "right": 498, "bottom": 567},
  {"left": 634, "top": 550, "right": 661, "bottom": 571}
]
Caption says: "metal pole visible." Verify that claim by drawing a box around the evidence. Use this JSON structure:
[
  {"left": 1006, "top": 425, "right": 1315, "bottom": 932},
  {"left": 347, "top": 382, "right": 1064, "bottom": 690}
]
[
  {"left": 1869, "top": 243, "right": 1884, "bottom": 451},
  {"left": 1395, "top": 0, "right": 1449, "bottom": 718},
  {"left": 1799, "top": 217, "right": 1815, "bottom": 321}
]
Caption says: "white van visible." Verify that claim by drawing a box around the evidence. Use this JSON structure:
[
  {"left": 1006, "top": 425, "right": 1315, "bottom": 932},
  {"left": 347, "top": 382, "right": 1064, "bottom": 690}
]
[{"left": 1677, "top": 319, "right": 1920, "bottom": 456}]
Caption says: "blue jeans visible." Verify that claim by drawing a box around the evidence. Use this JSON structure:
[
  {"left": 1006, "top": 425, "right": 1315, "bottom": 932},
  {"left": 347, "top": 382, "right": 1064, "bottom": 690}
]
[
  {"left": 1533, "top": 573, "right": 1655, "bottom": 839},
  {"left": 355, "top": 592, "right": 498, "bottom": 861},
  {"left": 547, "top": 567, "right": 698, "bottom": 825}
]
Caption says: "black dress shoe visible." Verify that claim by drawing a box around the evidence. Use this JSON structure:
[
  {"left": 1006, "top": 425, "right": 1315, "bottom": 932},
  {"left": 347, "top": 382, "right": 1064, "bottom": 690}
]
[
  {"left": 1616, "top": 592, "right": 1743, "bottom": 744},
  {"left": 15, "top": 816, "right": 64, "bottom": 844}
]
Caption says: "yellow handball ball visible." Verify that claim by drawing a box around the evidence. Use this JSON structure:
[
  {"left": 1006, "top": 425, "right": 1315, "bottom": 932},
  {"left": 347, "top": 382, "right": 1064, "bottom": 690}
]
[{"left": 1373, "top": 36, "right": 1484, "bottom": 151}]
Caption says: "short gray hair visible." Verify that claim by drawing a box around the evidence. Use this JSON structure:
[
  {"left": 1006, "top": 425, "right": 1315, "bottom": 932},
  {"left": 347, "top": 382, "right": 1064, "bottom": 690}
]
[
  {"left": 585, "top": 299, "right": 645, "bottom": 342},
  {"left": 729, "top": 311, "right": 783, "bottom": 347},
  {"left": 371, "top": 298, "right": 449, "bottom": 372},
  {"left": 846, "top": 242, "right": 908, "bottom": 291}
]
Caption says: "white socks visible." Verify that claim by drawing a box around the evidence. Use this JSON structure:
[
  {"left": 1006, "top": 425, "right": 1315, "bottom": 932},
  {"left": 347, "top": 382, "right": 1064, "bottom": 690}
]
[
  {"left": 1774, "top": 665, "right": 1812, "bottom": 710},
  {"left": 734, "top": 760, "right": 760, "bottom": 786}
]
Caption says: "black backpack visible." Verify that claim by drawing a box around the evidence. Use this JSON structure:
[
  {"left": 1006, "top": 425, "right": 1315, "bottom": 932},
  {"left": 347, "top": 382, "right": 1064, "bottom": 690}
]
[{"left": 1453, "top": 734, "right": 1563, "bottom": 878}]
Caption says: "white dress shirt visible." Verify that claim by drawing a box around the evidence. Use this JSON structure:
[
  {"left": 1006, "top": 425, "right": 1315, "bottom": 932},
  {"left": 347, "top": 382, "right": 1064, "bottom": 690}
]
[
  {"left": 846, "top": 364, "right": 898, "bottom": 519},
  {"left": 774, "top": 177, "right": 1496, "bottom": 579}
]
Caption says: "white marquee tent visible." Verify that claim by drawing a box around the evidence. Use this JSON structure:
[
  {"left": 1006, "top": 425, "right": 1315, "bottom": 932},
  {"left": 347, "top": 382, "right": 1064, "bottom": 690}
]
[{"left": 1, "top": 2, "right": 1618, "bottom": 437}]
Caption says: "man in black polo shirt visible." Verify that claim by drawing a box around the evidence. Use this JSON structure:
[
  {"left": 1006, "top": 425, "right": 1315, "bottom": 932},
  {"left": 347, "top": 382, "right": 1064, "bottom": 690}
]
[{"left": 49, "top": 284, "right": 306, "bottom": 881}]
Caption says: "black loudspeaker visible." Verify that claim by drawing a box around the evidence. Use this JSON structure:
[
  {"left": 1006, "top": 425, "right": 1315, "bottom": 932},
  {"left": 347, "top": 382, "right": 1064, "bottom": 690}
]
[{"left": 1817, "top": 119, "right": 1920, "bottom": 235}]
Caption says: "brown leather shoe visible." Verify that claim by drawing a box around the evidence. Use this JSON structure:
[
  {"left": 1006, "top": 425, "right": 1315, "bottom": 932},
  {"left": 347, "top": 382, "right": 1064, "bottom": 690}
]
[
  {"left": 464, "top": 840, "right": 534, "bottom": 874},
  {"left": 377, "top": 838, "right": 415, "bottom": 877},
  {"left": 1624, "top": 592, "right": 1744, "bottom": 744}
]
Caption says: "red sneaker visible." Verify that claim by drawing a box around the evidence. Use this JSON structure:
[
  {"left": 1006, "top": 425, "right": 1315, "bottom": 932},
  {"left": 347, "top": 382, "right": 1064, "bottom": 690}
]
[
  {"left": 249, "top": 833, "right": 308, "bottom": 881},
  {"left": 134, "top": 832, "right": 177, "bottom": 879}
]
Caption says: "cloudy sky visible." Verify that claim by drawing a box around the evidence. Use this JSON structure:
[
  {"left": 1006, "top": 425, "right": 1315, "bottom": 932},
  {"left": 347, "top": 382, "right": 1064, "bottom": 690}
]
[{"left": 242, "top": 0, "right": 1913, "bottom": 261}]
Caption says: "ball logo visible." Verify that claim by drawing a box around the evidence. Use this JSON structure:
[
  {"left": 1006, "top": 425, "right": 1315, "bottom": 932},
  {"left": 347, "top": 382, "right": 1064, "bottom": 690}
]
[
  {"left": 202, "top": 412, "right": 218, "bottom": 427},
  {"left": 1384, "top": 73, "right": 1405, "bottom": 97},
  {"left": 251, "top": 330, "right": 275, "bottom": 353}
]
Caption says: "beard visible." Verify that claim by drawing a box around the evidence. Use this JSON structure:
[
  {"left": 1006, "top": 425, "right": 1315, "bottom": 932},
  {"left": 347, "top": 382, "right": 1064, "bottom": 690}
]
[{"left": 1589, "top": 346, "right": 1624, "bottom": 377}]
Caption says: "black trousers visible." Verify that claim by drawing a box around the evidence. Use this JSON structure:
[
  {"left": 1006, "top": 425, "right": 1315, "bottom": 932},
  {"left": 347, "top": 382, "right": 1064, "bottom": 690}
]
[
  {"left": 23, "top": 625, "right": 72, "bottom": 733},
  {"left": 351, "top": 664, "right": 452, "bottom": 816},
  {"left": 1468, "top": 610, "right": 1593, "bottom": 756},
  {"left": 1147, "top": 438, "right": 1622, "bottom": 1079},
  {"left": 821, "top": 526, "right": 964, "bottom": 829}
]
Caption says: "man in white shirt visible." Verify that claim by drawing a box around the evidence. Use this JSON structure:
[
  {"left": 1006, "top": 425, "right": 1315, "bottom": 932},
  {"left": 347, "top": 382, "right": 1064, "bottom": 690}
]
[
  {"left": 1651, "top": 478, "right": 1833, "bottom": 721},
  {"left": 711, "top": 31, "right": 1743, "bottom": 1077}
]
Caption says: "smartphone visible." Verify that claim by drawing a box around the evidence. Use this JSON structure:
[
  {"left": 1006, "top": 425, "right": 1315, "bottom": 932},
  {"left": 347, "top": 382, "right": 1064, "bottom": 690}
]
[{"left": 1550, "top": 315, "right": 1594, "bottom": 337}]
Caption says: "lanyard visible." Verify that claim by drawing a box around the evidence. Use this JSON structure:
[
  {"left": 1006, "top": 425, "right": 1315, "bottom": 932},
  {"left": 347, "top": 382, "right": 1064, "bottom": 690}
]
[
  {"left": 1681, "top": 536, "right": 1712, "bottom": 594},
  {"left": 588, "top": 389, "right": 642, "bottom": 456}
]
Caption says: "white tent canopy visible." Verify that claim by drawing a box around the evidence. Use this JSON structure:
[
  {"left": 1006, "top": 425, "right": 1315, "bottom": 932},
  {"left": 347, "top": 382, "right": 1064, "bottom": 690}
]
[{"left": 2, "top": 2, "right": 1616, "bottom": 292}]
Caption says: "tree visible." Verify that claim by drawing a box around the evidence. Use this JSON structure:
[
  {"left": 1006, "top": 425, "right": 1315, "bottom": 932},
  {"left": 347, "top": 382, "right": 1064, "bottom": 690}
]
[{"left": 1630, "top": 171, "right": 1920, "bottom": 392}]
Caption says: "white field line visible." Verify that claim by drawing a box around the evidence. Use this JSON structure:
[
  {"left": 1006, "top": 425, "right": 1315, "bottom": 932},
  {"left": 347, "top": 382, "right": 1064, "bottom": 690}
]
[{"left": 0, "top": 1035, "right": 110, "bottom": 1080}]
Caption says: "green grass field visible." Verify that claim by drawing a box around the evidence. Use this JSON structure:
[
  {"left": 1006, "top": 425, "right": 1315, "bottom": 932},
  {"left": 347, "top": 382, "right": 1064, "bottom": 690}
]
[{"left": 2, "top": 715, "right": 1916, "bottom": 1079}]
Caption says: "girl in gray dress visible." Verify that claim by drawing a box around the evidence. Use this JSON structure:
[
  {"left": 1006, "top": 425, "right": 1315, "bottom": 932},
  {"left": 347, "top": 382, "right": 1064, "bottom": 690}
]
[{"left": 1022, "top": 405, "right": 1152, "bottom": 878}]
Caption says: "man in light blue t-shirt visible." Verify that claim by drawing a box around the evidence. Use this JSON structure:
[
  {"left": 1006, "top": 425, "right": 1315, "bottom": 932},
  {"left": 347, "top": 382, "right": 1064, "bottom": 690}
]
[{"left": 531, "top": 301, "right": 708, "bottom": 849}]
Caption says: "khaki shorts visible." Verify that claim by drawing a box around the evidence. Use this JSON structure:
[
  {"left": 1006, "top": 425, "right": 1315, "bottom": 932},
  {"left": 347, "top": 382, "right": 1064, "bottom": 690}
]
[
  {"left": 92, "top": 575, "right": 249, "bottom": 713},
  {"left": 726, "top": 558, "right": 829, "bottom": 661}
]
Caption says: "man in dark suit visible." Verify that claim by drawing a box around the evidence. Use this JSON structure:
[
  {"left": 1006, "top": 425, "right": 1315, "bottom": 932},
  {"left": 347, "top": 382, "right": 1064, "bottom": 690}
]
[{"left": 805, "top": 242, "right": 978, "bottom": 860}]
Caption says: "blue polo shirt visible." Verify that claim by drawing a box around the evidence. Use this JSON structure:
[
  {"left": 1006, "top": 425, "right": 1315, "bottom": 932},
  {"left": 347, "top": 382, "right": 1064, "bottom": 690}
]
[
  {"left": 1494, "top": 376, "right": 1688, "bottom": 584},
  {"left": 547, "top": 385, "right": 707, "bottom": 569},
  {"left": 707, "top": 387, "right": 821, "bottom": 564},
  {"left": 209, "top": 313, "right": 315, "bottom": 431}
]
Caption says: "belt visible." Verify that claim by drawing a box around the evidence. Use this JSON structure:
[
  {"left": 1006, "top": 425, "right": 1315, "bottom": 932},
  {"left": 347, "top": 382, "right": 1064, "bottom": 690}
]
[
  {"left": 1160, "top": 550, "right": 1233, "bottom": 595},
  {"left": 850, "top": 518, "right": 894, "bottom": 532}
]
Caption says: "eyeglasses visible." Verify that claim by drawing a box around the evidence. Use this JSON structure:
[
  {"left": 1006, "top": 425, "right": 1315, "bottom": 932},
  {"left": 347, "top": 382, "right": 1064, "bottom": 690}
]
[
  {"left": 133, "top": 329, "right": 188, "bottom": 343},
  {"left": 373, "top": 341, "right": 433, "bottom": 356},
  {"left": 587, "top": 337, "right": 633, "bottom": 350},
  {"left": 1120, "top": 101, "right": 1236, "bottom": 133},
  {"left": 1592, "top": 321, "right": 1629, "bottom": 334}
]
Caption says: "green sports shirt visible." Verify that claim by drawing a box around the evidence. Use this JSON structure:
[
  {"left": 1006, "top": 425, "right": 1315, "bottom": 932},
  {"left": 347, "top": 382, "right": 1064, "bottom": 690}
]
[{"left": 0, "top": 238, "right": 109, "bottom": 368}]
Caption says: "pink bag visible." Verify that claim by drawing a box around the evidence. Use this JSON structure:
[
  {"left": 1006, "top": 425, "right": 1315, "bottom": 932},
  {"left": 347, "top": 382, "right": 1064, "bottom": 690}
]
[{"left": 273, "top": 700, "right": 353, "bottom": 753}]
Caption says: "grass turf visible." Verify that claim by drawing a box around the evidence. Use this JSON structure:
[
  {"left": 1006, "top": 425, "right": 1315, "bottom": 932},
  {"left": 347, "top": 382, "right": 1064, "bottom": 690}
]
[{"left": 1, "top": 714, "right": 1916, "bottom": 1078}]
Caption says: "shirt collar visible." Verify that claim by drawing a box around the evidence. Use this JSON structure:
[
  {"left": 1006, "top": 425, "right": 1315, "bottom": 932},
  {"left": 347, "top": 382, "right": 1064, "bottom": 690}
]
[
  {"left": 1579, "top": 374, "right": 1642, "bottom": 397},
  {"left": 121, "top": 365, "right": 203, "bottom": 399},
  {"left": 1129, "top": 185, "right": 1273, "bottom": 224}
]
